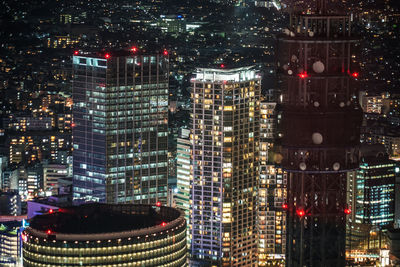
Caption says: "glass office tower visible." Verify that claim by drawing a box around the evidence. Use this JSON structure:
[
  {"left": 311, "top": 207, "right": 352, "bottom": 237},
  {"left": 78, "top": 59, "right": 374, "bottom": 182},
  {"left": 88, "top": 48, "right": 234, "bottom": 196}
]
[
  {"left": 72, "top": 50, "right": 169, "bottom": 204},
  {"left": 356, "top": 145, "right": 397, "bottom": 227},
  {"left": 190, "top": 66, "right": 260, "bottom": 266}
]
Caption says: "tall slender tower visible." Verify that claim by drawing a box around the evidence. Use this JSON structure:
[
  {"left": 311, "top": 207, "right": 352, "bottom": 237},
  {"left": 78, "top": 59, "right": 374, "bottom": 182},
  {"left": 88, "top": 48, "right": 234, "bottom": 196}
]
[
  {"left": 72, "top": 49, "right": 169, "bottom": 204},
  {"left": 276, "top": 1, "right": 363, "bottom": 266},
  {"left": 190, "top": 66, "right": 260, "bottom": 266}
]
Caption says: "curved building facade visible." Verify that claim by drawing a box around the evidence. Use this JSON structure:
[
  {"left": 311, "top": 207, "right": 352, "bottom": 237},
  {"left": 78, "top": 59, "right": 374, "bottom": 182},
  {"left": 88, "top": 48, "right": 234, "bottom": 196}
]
[{"left": 22, "top": 204, "right": 187, "bottom": 266}]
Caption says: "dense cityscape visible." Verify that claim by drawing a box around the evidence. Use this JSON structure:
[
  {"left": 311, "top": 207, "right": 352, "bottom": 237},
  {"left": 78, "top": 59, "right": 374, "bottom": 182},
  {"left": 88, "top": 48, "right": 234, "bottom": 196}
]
[{"left": 0, "top": 0, "right": 400, "bottom": 266}]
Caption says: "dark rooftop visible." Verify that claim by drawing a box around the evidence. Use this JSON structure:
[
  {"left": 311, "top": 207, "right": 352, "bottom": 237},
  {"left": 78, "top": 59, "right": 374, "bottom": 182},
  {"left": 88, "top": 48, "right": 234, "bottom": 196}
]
[
  {"left": 74, "top": 46, "right": 169, "bottom": 59},
  {"left": 29, "top": 204, "right": 180, "bottom": 234}
]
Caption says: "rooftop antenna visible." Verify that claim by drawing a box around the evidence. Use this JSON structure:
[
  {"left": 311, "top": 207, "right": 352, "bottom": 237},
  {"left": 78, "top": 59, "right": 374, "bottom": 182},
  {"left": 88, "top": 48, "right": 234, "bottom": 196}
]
[{"left": 317, "top": 0, "right": 327, "bottom": 14}]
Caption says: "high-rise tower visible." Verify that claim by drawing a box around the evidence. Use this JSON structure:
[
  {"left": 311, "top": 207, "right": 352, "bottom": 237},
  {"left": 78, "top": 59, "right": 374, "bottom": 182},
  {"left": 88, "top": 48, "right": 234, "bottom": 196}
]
[
  {"left": 190, "top": 66, "right": 260, "bottom": 266},
  {"left": 258, "top": 102, "right": 286, "bottom": 265},
  {"left": 72, "top": 49, "right": 169, "bottom": 204},
  {"left": 276, "top": 1, "right": 363, "bottom": 266}
]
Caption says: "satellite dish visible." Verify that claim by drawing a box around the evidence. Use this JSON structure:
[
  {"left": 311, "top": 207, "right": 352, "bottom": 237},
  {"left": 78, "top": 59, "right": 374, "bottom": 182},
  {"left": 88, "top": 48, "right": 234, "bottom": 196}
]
[
  {"left": 284, "top": 29, "right": 290, "bottom": 35},
  {"left": 333, "top": 162, "right": 340, "bottom": 171},
  {"left": 339, "top": 102, "right": 345, "bottom": 107},
  {"left": 309, "top": 31, "right": 314, "bottom": 37},
  {"left": 314, "top": 101, "right": 320, "bottom": 107},
  {"left": 291, "top": 55, "right": 298, "bottom": 62},
  {"left": 312, "top": 132, "right": 323, "bottom": 144},
  {"left": 312, "top": 61, "right": 325, "bottom": 73},
  {"left": 288, "top": 70, "right": 293, "bottom": 75},
  {"left": 283, "top": 64, "right": 288, "bottom": 70},
  {"left": 299, "top": 162, "right": 307, "bottom": 171}
]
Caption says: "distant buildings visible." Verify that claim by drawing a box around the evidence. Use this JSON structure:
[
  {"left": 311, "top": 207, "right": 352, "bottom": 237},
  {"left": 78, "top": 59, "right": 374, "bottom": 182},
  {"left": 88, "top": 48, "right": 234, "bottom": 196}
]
[
  {"left": 0, "top": 191, "right": 21, "bottom": 216},
  {"left": 0, "top": 220, "right": 23, "bottom": 266},
  {"left": 359, "top": 91, "right": 388, "bottom": 114},
  {"left": 190, "top": 66, "right": 260, "bottom": 266},
  {"left": 72, "top": 50, "right": 169, "bottom": 204},
  {"left": 22, "top": 204, "right": 187, "bottom": 266},
  {"left": 43, "top": 164, "right": 68, "bottom": 195}
]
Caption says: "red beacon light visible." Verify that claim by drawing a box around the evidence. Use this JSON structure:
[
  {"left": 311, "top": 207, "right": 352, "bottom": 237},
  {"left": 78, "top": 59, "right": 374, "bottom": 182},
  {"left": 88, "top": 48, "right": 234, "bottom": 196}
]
[
  {"left": 296, "top": 208, "right": 305, "bottom": 217},
  {"left": 282, "top": 203, "right": 288, "bottom": 210},
  {"left": 21, "top": 233, "right": 28, "bottom": 242},
  {"left": 161, "top": 222, "right": 167, "bottom": 226},
  {"left": 49, "top": 209, "right": 53, "bottom": 214},
  {"left": 131, "top": 46, "right": 138, "bottom": 52},
  {"left": 74, "top": 51, "right": 79, "bottom": 55},
  {"left": 156, "top": 201, "right": 161, "bottom": 207},
  {"left": 298, "top": 72, "right": 309, "bottom": 79},
  {"left": 351, "top": 72, "right": 359, "bottom": 78},
  {"left": 220, "top": 64, "right": 225, "bottom": 68},
  {"left": 344, "top": 208, "right": 352, "bottom": 215},
  {"left": 163, "top": 50, "right": 168, "bottom": 56},
  {"left": 105, "top": 53, "right": 110, "bottom": 59},
  {"left": 46, "top": 229, "right": 52, "bottom": 235}
]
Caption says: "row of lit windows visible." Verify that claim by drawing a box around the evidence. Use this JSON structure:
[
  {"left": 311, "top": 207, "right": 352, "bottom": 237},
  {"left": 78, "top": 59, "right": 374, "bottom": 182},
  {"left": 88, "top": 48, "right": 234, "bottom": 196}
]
[
  {"left": 24, "top": 228, "right": 185, "bottom": 254},
  {"left": 23, "top": 238, "right": 186, "bottom": 264},
  {"left": 24, "top": 246, "right": 187, "bottom": 267}
]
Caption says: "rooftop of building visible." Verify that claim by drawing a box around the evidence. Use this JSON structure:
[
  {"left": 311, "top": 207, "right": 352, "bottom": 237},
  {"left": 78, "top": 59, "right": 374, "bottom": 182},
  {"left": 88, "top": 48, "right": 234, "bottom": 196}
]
[
  {"left": 29, "top": 194, "right": 72, "bottom": 208},
  {"left": 28, "top": 204, "right": 182, "bottom": 237},
  {"left": 193, "top": 65, "right": 259, "bottom": 82},
  {"left": 73, "top": 46, "right": 169, "bottom": 59}
]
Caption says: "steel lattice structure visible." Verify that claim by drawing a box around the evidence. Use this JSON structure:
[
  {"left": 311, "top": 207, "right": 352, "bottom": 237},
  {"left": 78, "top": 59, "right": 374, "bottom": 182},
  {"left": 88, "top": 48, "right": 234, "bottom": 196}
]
[{"left": 276, "top": 2, "right": 363, "bottom": 266}]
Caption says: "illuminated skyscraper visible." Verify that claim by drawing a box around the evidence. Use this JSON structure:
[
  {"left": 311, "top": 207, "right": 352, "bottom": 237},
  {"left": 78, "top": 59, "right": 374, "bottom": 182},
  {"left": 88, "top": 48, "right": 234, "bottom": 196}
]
[
  {"left": 356, "top": 145, "right": 397, "bottom": 227},
  {"left": 176, "top": 128, "right": 191, "bottom": 244},
  {"left": 190, "top": 66, "right": 260, "bottom": 266},
  {"left": 72, "top": 49, "right": 169, "bottom": 204},
  {"left": 258, "top": 102, "right": 286, "bottom": 265},
  {"left": 276, "top": 2, "right": 363, "bottom": 266}
]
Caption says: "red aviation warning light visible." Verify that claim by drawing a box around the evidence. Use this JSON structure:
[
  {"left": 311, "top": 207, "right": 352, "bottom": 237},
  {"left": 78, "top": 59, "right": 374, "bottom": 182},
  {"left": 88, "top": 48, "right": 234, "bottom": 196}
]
[
  {"left": 21, "top": 232, "right": 28, "bottom": 242},
  {"left": 296, "top": 208, "right": 305, "bottom": 217},
  {"left": 105, "top": 53, "right": 110, "bottom": 59},
  {"left": 282, "top": 203, "right": 288, "bottom": 210},
  {"left": 74, "top": 51, "right": 79, "bottom": 55},
  {"left": 131, "top": 46, "right": 138, "bottom": 52},
  {"left": 161, "top": 222, "right": 167, "bottom": 226},
  {"left": 344, "top": 208, "right": 351, "bottom": 215},
  {"left": 163, "top": 50, "right": 168, "bottom": 56},
  {"left": 351, "top": 72, "right": 359, "bottom": 78},
  {"left": 46, "top": 229, "right": 52, "bottom": 235},
  {"left": 298, "top": 72, "right": 309, "bottom": 79},
  {"left": 49, "top": 209, "right": 53, "bottom": 214},
  {"left": 156, "top": 201, "right": 161, "bottom": 207}
]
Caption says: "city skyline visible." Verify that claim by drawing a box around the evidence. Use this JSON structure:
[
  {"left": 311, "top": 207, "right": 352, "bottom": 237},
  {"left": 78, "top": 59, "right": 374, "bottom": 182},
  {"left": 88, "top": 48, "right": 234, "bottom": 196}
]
[{"left": 0, "top": 0, "right": 400, "bottom": 266}]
